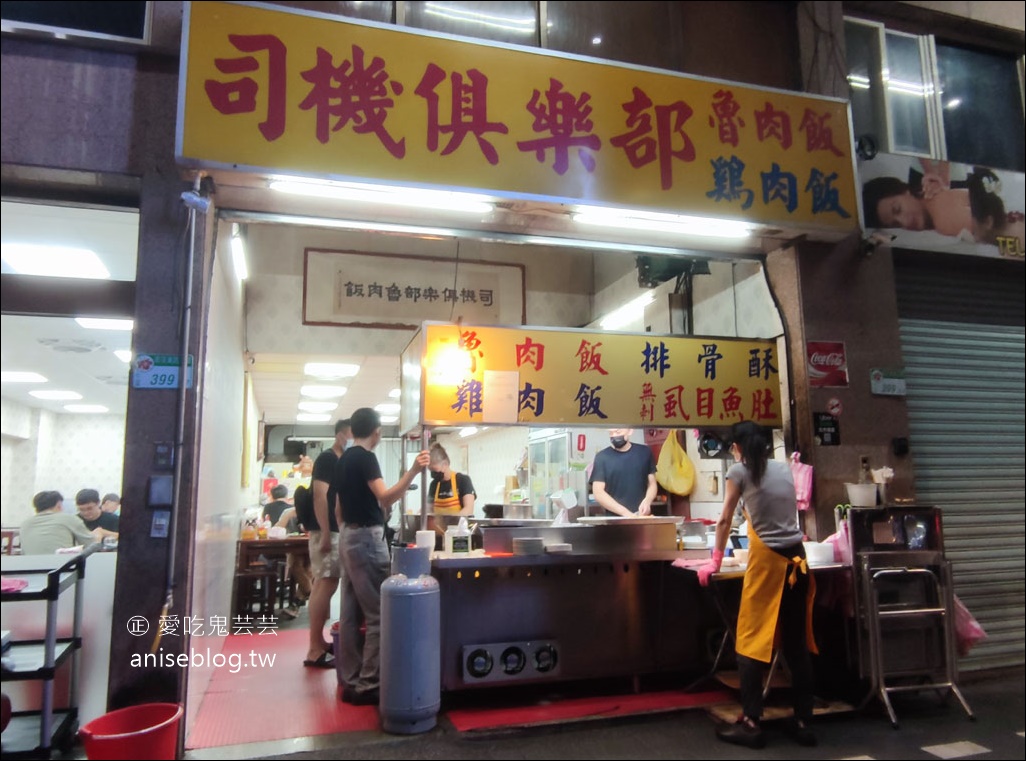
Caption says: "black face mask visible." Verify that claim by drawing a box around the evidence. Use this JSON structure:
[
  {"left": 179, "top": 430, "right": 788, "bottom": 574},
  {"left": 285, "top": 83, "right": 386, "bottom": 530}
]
[
  {"left": 610, "top": 436, "right": 628, "bottom": 449},
  {"left": 430, "top": 470, "right": 445, "bottom": 482}
]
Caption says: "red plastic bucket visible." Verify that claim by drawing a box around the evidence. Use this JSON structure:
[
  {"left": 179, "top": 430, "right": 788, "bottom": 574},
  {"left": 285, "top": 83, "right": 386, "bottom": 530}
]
[{"left": 79, "top": 703, "right": 183, "bottom": 760}]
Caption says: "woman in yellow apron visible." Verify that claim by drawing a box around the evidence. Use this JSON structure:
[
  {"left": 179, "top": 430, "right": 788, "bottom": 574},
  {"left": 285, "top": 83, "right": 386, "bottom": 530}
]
[
  {"left": 697, "top": 421, "right": 817, "bottom": 749},
  {"left": 429, "top": 444, "right": 476, "bottom": 517}
]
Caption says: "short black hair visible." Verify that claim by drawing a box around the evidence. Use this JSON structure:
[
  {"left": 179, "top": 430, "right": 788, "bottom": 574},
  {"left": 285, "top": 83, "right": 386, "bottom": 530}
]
[
  {"left": 75, "top": 488, "right": 100, "bottom": 506},
  {"left": 350, "top": 407, "right": 380, "bottom": 438},
  {"left": 335, "top": 418, "right": 351, "bottom": 435},
  {"left": 270, "top": 484, "right": 288, "bottom": 499},
  {"left": 102, "top": 493, "right": 120, "bottom": 504},
  {"left": 862, "top": 176, "right": 910, "bottom": 228},
  {"left": 33, "top": 491, "right": 63, "bottom": 512}
]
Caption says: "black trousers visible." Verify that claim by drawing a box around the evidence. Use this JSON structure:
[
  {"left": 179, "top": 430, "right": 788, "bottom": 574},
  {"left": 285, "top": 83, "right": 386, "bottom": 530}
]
[{"left": 737, "top": 552, "right": 815, "bottom": 723}]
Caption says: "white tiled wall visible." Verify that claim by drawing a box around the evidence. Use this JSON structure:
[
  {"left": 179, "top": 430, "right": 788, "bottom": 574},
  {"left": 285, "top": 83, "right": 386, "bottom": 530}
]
[{"left": 1, "top": 397, "right": 125, "bottom": 526}]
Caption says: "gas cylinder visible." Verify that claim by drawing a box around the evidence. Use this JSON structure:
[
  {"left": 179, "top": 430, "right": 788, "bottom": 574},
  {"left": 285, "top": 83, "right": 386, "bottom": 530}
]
[{"left": 379, "top": 546, "right": 440, "bottom": 734}]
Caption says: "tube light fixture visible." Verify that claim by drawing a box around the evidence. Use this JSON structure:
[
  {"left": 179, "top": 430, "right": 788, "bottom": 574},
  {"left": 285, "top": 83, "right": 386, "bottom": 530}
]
[
  {"left": 459, "top": 427, "right": 479, "bottom": 438},
  {"left": 269, "top": 178, "right": 494, "bottom": 215},
  {"left": 375, "top": 403, "right": 401, "bottom": 414},
  {"left": 304, "top": 362, "right": 360, "bottom": 379},
  {"left": 298, "top": 401, "right": 338, "bottom": 413},
  {"left": 231, "top": 225, "right": 249, "bottom": 281},
  {"left": 30, "top": 390, "right": 83, "bottom": 401},
  {"left": 75, "top": 317, "right": 134, "bottom": 331},
  {"left": 1, "top": 243, "right": 110, "bottom": 279},
  {"left": 296, "top": 412, "right": 332, "bottom": 422},
  {"left": 379, "top": 415, "right": 399, "bottom": 424},
  {"left": 1, "top": 371, "right": 47, "bottom": 383},
  {"left": 573, "top": 206, "right": 753, "bottom": 239},
  {"left": 599, "top": 291, "right": 656, "bottom": 330},
  {"left": 300, "top": 385, "right": 347, "bottom": 399},
  {"left": 64, "top": 404, "right": 108, "bottom": 413}
]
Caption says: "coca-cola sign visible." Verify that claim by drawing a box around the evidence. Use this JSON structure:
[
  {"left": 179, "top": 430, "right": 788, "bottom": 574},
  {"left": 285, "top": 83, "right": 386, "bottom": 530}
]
[{"left": 806, "top": 341, "right": 849, "bottom": 387}]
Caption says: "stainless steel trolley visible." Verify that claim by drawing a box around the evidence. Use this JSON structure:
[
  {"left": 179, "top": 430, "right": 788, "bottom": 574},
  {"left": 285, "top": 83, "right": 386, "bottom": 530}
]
[{"left": 846, "top": 506, "right": 974, "bottom": 727}]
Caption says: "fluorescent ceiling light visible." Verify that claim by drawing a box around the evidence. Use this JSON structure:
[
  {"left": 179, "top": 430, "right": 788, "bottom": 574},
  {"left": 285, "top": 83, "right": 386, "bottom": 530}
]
[
  {"left": 64, "top": 404, "right": 108, "bottom": 413},
  {"left": 459, "top": 427, "right": 479, "bottom": 438},
  {"left": 300, "top": 384, "right": 347, "bottom": 399},
  {"left": 298, "top": 401, "right": 338, "bottom": 413},
  {"left": 1, "top": 371, "right": 47, "bottom": 383},
  {"left": 599, "top": 291, "right": 656, "bottom": 330},
  {"left": 30, "top": 390, "right": 82, "bottom": 400},
  {"left": 574, "top": 206, "right": 752, "bottom": 239},
  {"left": 75, "top": 317, "right": 134, "bottom": 331},
  {"left": 1, "top": 243, "right": 110, "bottom": 279},
  {"left": 270, "top": 178, "right": 494, "bottom": 215},
  {"left": 114, "top": 350, "right": 132, "bottom": 363},
  {"left": 297, "top": 412, "right": 332, "bottom": 422},
  {"left": 231, "top": 229, "right": 249, "bottom": 280},
  {"left": 304, "top": 362, "right": 360, "bottom": 379},
  {"left": 286, "top": 436, "right": 336, "bottom": 443},
  {"left": 388, "top": 388, "right": 401, "bottom": 399},
  {"left": 423, "top": 2, "right": 534, "bottom": 32},
  {"left": 379, "top": 415, "right": 399, "bottom": 424},
  {"left": 375, "top": 403, "right": 401, "bottom": 414}
]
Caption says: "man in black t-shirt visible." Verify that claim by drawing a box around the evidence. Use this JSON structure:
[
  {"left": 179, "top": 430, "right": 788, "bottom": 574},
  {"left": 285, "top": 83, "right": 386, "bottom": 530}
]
[
  {"left": 75, "top": 488, "right": 119, "bottom": 537},
  {"left": 590, "top": 429, "right": 657, "bottom": 516},
  {"left": 331, "top": 407, "right": 429, "bottom": 705},
  {"left": 262, "top": 484, "right": 291, "bottom": 525},
  {"left": 304, "top": 419, "right": 350, "bottom": 668}
]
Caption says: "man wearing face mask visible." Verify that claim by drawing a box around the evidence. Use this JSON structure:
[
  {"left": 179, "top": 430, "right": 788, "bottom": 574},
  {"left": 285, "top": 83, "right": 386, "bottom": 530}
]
[
  {"left": 590, "top": 428, "right": 657, "bottom": 517},
  {"left": 428, "top": 444, "right": 476, "bottom": 517}
]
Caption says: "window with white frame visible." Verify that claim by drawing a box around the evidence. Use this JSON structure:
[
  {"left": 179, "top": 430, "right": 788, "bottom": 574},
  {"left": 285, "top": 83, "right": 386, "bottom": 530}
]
[{"left": 845, "top": 17, "right": 1025, "bottom": 173}]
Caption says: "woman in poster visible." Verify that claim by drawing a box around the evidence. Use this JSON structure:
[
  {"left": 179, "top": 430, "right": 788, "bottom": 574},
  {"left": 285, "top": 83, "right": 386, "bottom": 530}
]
[{"left": 861, "top": 156, "right": 1024, "bottom": 257}]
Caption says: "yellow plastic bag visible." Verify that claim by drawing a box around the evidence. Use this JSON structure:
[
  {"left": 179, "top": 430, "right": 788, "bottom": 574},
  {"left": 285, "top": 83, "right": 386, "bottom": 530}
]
[{"left": 656, "top": 430, "right": 695, "bottom": 496}]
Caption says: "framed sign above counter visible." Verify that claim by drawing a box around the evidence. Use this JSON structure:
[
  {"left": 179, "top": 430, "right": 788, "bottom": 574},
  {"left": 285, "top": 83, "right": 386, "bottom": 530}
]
[{"left": 303, "top": 249, "right": 525, "bottom": 329}]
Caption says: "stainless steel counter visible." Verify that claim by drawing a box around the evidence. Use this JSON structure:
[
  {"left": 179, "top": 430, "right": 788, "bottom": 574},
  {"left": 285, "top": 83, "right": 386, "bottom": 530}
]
[{"left": 430, "top": 524, "right": 710, "bottom": 691}]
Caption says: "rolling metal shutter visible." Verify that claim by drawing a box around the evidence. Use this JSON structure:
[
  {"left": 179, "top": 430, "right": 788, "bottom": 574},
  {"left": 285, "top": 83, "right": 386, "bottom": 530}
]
[{"left": 895, "top": 255, "right": 1025, "bottom": 671}]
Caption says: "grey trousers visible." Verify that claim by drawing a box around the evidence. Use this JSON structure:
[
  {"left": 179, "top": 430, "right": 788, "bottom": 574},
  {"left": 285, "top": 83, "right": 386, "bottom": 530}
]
[{"left": 338, "top": 525, "right": 390, "bottom": 694}]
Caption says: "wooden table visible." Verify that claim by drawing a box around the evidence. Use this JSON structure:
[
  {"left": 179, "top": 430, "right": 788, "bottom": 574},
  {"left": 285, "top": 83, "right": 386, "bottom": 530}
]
[{"left": 235, "top": 535, "right": 311, "bottom": 615}]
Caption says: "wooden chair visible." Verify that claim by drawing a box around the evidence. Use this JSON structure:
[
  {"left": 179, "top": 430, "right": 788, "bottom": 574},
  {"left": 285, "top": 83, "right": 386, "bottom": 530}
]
[{"left": 1, "top": 529, "right": 19, "bottom": 555}]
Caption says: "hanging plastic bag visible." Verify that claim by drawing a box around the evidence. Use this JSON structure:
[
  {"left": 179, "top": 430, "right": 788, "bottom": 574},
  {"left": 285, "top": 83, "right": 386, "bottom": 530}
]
[
  {"left": 790, "top": 451, "right": 814, "bottom": 512},
  {"left": 953, "top": 594, "right": 987, "bottom": 657},
  {"left": 656, "top": 430, "right": 695, "bottom": 496}
]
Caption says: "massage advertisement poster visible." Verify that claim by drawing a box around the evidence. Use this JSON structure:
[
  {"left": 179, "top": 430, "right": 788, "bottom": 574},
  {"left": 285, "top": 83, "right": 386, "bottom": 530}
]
[{"left": 858, "top": 152, "right": 1024, "bottom": 260}]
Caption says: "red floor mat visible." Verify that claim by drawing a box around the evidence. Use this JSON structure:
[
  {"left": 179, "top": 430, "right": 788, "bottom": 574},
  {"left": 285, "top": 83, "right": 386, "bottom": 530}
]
[
  {"left": 446, "top": 687, "right": 733, "bottom": 732},
  {"left": 186, "top": 629, "right": 379, "bottom": 749}
]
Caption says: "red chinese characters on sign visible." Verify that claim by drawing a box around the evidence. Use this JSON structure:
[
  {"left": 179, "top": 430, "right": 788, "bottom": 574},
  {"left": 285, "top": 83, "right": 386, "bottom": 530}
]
[
  {"left": 197, "top": 28, "right": 851, "bottom": 222},
  {"left": 610, "top": 87, "right": 696, "bottom": 191},
  {"left": 798, "top": 109, "right": 844, "bottom": 157},
  {"left": 575, "top": 340, "right": 609, "bottom": 375},
  {"left": 516, "top": 78, "right": 601, "bottom": 175},
  {"left": 806, "top": 340, "right": 849, "bottom": 387},
  {"left": 299, "top": 44, "right": 405, "bottom": 158},
  {"left": 754, "top": 102, "right": 792, "bottom": 150},
  {"left": 414, "top": 63, "right": 509, "bottom": 165},
  {"left": 515, "top": 337, "right": 545, "bottom": 370},
  {"left": 205, "top": 34, "right": 288, "bottom": 141},
  {"left": 708, "top": 89, "right": 745, "bottom": 148}
]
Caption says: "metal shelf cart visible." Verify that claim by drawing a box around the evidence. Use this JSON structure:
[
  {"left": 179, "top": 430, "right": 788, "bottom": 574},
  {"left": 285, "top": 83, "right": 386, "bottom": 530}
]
[
  {"left": 847, "top": 507, "right": 974, "bottom": 727},
  {"left": 1, "top": 545, "right": 98, "bottom": 758}
]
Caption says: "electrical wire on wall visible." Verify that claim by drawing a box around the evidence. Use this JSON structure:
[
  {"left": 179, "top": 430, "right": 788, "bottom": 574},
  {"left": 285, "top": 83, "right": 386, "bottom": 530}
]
[
  {"left": 150, "top": 176, "right": 210, "bottom": 654},
  {"left": 448, "top": 238, "right": 462, "bottom": 325}
]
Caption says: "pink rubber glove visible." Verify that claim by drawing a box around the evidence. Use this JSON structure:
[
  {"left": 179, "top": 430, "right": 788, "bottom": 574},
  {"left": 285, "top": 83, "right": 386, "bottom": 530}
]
[{"left": 697, "top": 549, "right": 724, "bottom": 587}]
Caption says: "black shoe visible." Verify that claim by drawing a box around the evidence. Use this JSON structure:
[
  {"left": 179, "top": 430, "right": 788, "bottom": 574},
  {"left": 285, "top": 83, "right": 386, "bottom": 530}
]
[
  {"left": 341, "top": 687, "right": 379, "bottom": 706},
  {"left": 716, "top": 716, "right": 765, "bottom": 749},
  {"left": 783, "top": 717, "right": 817, "bottom": 747}
]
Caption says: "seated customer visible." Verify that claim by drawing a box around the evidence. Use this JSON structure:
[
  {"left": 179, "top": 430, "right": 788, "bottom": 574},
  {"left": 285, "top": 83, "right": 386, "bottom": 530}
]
[
  {"left": 76, "top": 489, "right": 119, "bottom": 539},
  {"left": 20, "top": 491, "right": 98, "bottom": 554},
  {"left": 262, "top": 484, "right": 291, "bottom": 525},
  {"left": 100, "top": 493, "right": 121, "bottom": 514}
]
